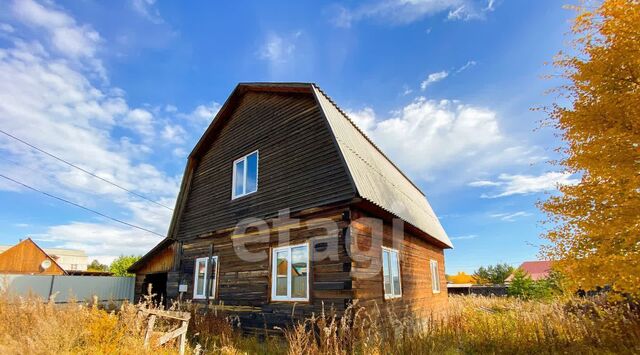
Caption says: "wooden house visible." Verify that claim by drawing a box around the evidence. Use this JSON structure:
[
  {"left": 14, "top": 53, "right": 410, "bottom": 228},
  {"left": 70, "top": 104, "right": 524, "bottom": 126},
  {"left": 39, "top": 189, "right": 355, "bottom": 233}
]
[
  {"left": 0, "top": 238, "right": 66, "bottom": 275},
  {"left": 129, "top": 83, "right": 453, "bottom": 331}
]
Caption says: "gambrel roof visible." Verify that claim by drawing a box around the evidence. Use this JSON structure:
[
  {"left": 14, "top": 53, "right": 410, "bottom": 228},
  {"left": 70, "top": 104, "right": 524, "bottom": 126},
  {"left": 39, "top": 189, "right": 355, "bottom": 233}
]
[
  {"left": 312, "top": 85, "right": 452, "bottom": 248},
  {"left": 164, "top": 82, "right": 451, "bottom": 249}
]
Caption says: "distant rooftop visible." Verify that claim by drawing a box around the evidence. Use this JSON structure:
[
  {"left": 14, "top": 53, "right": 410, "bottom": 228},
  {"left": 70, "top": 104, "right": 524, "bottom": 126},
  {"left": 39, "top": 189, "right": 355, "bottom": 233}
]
[
  {"left": 0, "top": 244, "right": 87, "bottom": 257},
  {"left": 506, "top": 260, "right": 552, "bottom": 281}
]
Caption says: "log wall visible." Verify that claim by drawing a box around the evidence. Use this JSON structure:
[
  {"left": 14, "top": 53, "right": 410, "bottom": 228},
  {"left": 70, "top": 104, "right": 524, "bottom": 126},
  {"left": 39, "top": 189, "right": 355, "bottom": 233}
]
[
  {"left": 175, "top": 204, "right": 353, "bottom": 332},
  {"left": 349, "top": 207, "right": 448, "bottom": 317}
]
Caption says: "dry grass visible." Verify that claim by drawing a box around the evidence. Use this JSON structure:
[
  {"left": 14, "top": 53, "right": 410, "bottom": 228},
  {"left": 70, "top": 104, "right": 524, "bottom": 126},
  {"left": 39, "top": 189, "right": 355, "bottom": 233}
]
[
  {"left": 0, "top": 290, "right": 179, "bottom": 355},
  {"left": 211, "top": 295, "right": 639, "bottom": 355},
  {"left": 0, "top": 290, "right": 637, "bottom": 354}
]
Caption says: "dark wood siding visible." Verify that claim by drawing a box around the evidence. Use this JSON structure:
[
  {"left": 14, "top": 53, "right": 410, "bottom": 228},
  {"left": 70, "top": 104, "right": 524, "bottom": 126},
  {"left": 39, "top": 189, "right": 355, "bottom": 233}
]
[
  {"left": 349, "top": 207, "right": 448, "bottom": 316},
  {"left": 175, "top": 91, "right": 355, "bottom": 240},
  {"left": 177, "top": 204, "right": 353, "bottom": 333}
]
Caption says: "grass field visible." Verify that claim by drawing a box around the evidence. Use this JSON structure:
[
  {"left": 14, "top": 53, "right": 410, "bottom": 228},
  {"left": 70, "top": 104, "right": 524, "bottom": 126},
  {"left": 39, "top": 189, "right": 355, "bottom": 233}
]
[{"left": 0, "top": 291, "right": 638, "bottom": 354}]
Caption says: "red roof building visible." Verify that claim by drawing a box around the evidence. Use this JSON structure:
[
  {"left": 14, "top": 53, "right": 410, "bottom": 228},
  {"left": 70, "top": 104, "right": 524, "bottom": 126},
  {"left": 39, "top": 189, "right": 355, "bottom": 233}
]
[{"left": 506, "top": 260, "right": 552, "bottom": 281}]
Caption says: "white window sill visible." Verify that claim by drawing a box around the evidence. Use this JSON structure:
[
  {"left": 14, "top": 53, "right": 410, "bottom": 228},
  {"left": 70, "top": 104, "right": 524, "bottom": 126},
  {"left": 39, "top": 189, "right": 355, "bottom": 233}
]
[
  {"left": 384, "top": 294, "right": 402, "bottom": 300},
  {"left": 231, "top": 191, "right": 257, "bottom": 200}
]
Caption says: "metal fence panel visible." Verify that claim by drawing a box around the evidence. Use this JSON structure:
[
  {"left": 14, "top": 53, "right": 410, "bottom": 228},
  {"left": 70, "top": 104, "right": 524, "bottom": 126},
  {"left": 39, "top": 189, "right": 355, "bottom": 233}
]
[
  {"left": 0, "top": 274, "right": 52, "bottom": 298},
  {"left": 0, "top": 274, "right": 134, "bottom": 303}
]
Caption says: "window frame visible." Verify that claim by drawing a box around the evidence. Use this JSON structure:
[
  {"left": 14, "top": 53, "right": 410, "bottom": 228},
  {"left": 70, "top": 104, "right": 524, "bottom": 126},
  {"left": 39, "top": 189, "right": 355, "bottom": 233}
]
[
  {"left": 231, "top": 150, "right": 259, "bottom": 200},
  {"left": 430, "top": 259, "right": 440, "bottom": 293},
  {"left": 193, "top": 256, "right": 219, "bottom": 300},
  {"left": 382, "top": 246, "right": 402, "bottom": 299},
  {"left": 270, "top": 243, "right": 310, "bottom": 302}
]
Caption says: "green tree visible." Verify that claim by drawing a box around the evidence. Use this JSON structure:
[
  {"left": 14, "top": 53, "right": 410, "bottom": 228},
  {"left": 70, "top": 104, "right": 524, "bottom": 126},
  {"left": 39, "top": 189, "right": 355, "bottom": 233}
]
[
  {"left": 540, "top": 0, "right": 640, "bottom": 297},
  {"left": 109, "top": 255, "right": 141, "bottom": 277},
  {"left": 473, "top": 263, "right": 515, "bottom": 285},
  {"left": 508, "top": 269, "right": 554, "bottom": 300},
  {"left": 87, "top": 259, "right": 108, "bottom": 272}
]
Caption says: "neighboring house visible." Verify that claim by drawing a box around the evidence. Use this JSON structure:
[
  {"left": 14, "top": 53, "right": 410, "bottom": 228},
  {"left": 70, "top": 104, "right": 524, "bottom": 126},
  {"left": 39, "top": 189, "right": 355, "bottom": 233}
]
[
  {"left": 129, "top": 83, "right": 453, "bottom": 331},
  {"left": 0, "top": 243, "right": 88, "bottom": 272},
  {"left": 0, "top": 238, "right": 66, "bottom": 275},
  {"left": 506, "top": 260, "right": 552, "bottom": 282},
  {"left": 447, "top": 271, "right": 477, "bottom": 284}
]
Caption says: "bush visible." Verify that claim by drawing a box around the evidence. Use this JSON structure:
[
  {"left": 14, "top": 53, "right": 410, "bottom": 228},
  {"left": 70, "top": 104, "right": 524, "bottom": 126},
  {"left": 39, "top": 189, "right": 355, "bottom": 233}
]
[{"left": 507, "top": 268, "right": 556, "bottom": 300}]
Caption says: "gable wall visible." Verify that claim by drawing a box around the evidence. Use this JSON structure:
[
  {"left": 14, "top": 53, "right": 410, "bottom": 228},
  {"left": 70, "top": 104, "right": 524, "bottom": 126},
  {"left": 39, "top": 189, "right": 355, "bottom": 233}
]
[
  {"left": 174, "top": 91, "right": 355, "bottom": 240},
  {"left": 0, "top": 240, "right": 65, "bottom": 275}
]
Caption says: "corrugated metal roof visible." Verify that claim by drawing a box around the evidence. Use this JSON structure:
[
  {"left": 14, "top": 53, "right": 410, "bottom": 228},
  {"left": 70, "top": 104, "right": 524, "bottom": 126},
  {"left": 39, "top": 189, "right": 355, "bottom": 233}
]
[{"left": 312, "top": 85, "right": 452, "bottom": 248}]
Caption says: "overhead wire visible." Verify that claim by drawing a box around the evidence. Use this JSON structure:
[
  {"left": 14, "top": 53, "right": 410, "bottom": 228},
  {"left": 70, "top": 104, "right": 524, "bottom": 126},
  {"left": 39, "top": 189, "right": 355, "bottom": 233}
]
[
  {"left": 0, "top": 173, "right": 165, "bottom": 238},
  {"left": 0, "top": 129, "right": 173, "bottom": 210}
]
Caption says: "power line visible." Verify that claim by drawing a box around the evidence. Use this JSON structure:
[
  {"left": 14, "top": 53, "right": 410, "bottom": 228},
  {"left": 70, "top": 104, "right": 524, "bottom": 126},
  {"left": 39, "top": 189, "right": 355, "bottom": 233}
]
[
  {"left": 0, "top": 129, "right": 173, "bottom": 211},
  {"left": 0, "top": 173, "right": 165, "bottom": 238},
  {"left": 0, "top": 154, "right": 169, "bottom": 219}
]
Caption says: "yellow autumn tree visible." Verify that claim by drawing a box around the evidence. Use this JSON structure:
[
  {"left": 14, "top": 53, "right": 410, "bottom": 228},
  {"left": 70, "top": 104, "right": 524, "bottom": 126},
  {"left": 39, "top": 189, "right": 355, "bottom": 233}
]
[{"left": 540, "top": 0, "right": 640, "bottom": 297}]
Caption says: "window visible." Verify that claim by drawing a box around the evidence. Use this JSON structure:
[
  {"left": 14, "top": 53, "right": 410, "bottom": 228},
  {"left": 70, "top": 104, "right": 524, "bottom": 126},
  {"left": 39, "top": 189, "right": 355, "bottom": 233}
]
[
  {"left": 232, "top": 150, "right": 259, "bottom": 199},
  {"left": 382, "top": 247, "right": 402, "bottom": 299},
  {"left": 271, "top": 244, "right": 309, "bottom": 301},
  {"left": 193, "top": 256, "right": 219, "bottom": 299},
  {"left": 430, "top": 260, "right": 440, "bottom": 293}
]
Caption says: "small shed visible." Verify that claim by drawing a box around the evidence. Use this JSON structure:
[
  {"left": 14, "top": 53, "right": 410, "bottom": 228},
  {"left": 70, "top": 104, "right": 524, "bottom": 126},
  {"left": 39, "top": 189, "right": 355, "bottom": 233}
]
[
  {"left": 0, "top": 238, "right": 66, "bottom": 275},
  {"left": 128, "top": 238, "right": 177, "bottom": 304}
]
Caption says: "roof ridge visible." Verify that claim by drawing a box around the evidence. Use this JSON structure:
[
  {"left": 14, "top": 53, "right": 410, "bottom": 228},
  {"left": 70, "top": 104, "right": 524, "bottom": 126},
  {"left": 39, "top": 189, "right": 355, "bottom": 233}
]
[{"left": 311, "top": 84, "right": 427, "bottom": 197}]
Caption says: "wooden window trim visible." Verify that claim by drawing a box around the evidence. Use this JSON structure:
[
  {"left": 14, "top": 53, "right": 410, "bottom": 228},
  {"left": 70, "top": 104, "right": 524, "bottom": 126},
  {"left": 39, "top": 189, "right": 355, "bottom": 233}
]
[
  {"left": 270, "top": 243, "right": 310, "bottom": 302},
  {"left": 231, "top": 150, "right": 259, "bottom": 200},
  {"left": 382, "top": 246, "right": 402, "bottom": 299}
]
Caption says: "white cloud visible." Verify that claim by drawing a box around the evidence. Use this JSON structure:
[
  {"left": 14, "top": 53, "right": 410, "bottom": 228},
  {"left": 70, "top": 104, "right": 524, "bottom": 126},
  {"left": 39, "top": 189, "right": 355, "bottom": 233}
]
[
  {"left": 179, "top": 101, "right": 221, "bottom": 124},
  {"left": 330, "top": 5, "right": 354, "bottom": 28},
  {"left": 10, "top": 0, "right": 104, "bottom": 78},
  {"left": 347, "top": 97, "right": 516, "bottom": 181},
  {"left": 330, "top": 0, "right": 497, "bottom": 27},
  {"left": 131, "top": 0, "right": 164, "bottom": 24},
  {"left": 40, "top": 222, "right": 164, "bottom": 264},
  {"left": 0, "top": 23, "right": 15, "bottom": 33},
  {"left": 172, "top": 147, "right": 187, "bottom": 158},
  {"left": 348, "top": 107, "right": 377, "bottom": 132},
  {"left": 0, "top": 1, "right": 188, "bottom": 261},
  {"left": 456, "top": 60, "right": 476, "bottom": 73},
  {"left": 420, "top": 70, "right": 448, "bottom": 90},
  {"left": 471, "top": 172, "right": 580, "bottom": 198},
  {"left": 489, "top": 211, "right": 532, "bottom": 222},
  {"left": 468, "top": 180, "right": 501, "bottom": 187},
  {"left": 258, "top": 32, "right": 298, "bottom": 64},
  {"left": 450, "top": 234, "right": 478, "bottom": 240},
  {"left": 401, "top": 84, "right": 413, "bottom": 96},
  {"left": 161, "top": 124, "right": 186, "bottom": 144},
  {"left": 124, "top": 108, "right": 155, "bottom": 137}
]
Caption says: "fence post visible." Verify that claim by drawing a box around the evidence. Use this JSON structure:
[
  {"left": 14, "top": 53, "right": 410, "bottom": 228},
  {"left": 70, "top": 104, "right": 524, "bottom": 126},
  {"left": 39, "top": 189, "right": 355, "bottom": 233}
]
[{"left": 47, "top": 275, "right": 55, "bottom": 302}]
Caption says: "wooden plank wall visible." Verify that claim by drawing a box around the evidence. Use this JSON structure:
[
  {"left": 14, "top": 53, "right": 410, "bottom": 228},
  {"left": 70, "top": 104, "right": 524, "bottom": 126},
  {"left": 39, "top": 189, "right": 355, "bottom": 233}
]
[
  {"left": 176, "top": 204, "right": 353, "bottom": 332},
  {"left": 174, "top": 91, "right": 355, "bottom": 241},
  {"left": 0, "top": 239, "right": 65, "bottom": 275},
  {"left": 349, "top": 207, "right": 448, "bottom": 317},
  {"left": 133, "top": 242, "right": 175, "bottom": 301}
]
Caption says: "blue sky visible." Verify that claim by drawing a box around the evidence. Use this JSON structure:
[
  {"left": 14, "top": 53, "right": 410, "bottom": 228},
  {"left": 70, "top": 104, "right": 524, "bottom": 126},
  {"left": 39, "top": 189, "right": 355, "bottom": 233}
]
[{"left": 0, "top": 0, "right": 577, "bottom": 272}]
